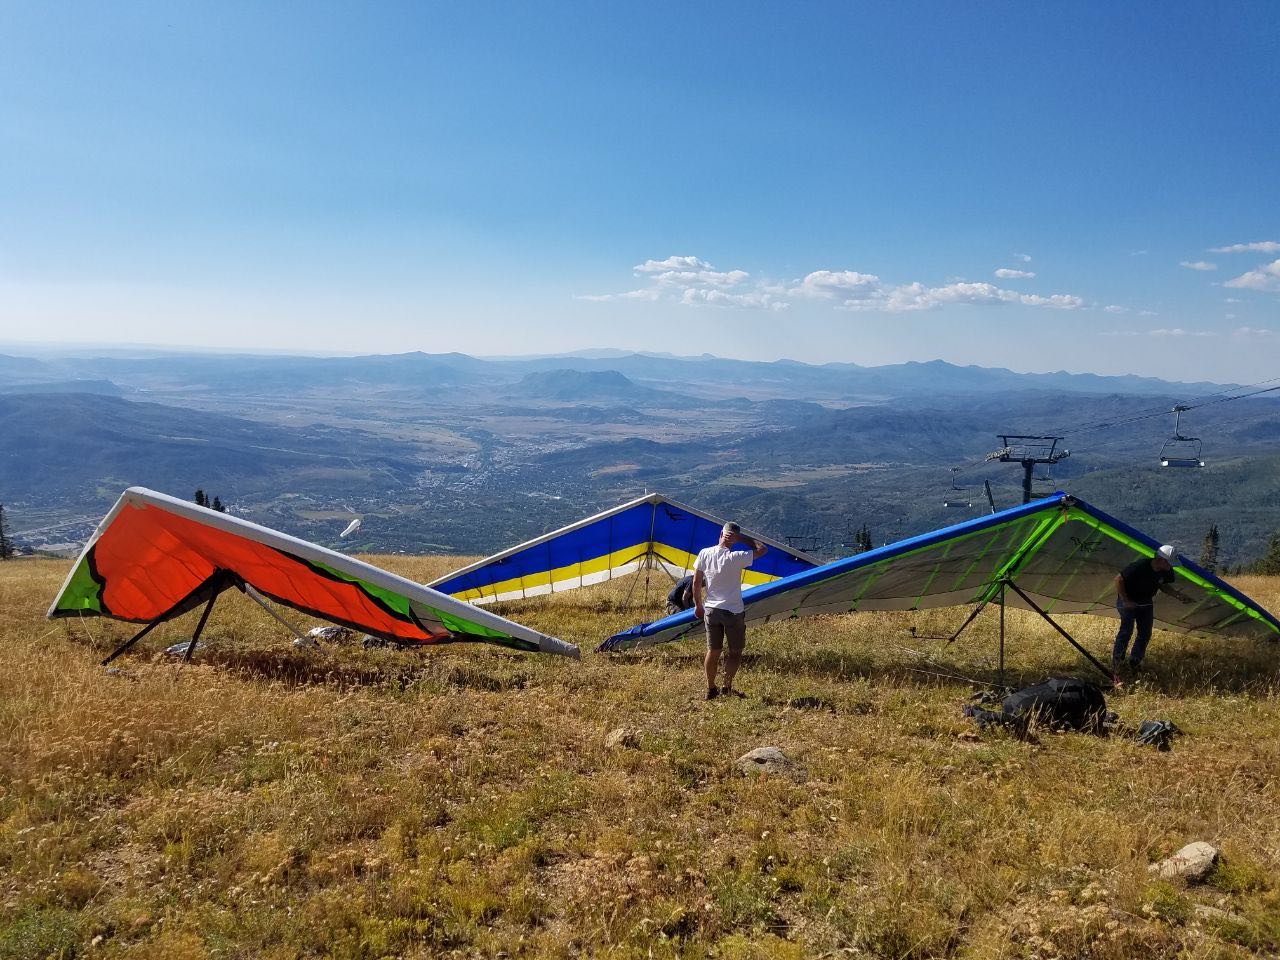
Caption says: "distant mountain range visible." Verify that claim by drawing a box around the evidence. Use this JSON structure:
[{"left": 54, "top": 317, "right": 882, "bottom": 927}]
[
  {"left": 0, "top": 347, "right": 1275, "bottom": 566},
  {"left": 0, "top": 349, "right": 1239, "bottom": 401}
]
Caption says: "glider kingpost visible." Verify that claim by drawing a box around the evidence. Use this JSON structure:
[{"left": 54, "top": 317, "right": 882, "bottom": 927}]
[
  {"left": 49, "top": 487, "right": 579, "bottom": 659},
  {"left": 600, "top": 492, "right": 1280, "bottom": 652},
  {"left": 429, "top": 492, "right": 817, "bottom": 604}
]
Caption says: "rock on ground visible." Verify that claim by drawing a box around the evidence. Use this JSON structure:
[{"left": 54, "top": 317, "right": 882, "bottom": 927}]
[
  {"left": 736, "top": 746, "right": 808, "bottom": 783},
  {"left": 604, "top": 726, "right": 640, "bottom": 749},
  {"left": 1149, "top": 841, "right": 1220, "bottom": 881},
  {"left": 307, "top": 625, "right": 354, "bottom": 643}
]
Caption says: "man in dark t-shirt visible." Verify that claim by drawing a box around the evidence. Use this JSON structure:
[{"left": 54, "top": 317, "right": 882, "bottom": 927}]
[
  {"left": 1112, "top": 544, "right": 1188, "bottom": 671},
  {"left": 666, "top": 574, "right": 694, "bottom": 615}
]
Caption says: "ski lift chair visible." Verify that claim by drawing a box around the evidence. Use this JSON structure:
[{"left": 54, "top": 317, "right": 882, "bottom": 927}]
[
  {"left": 944, "top": 468, "right": 975, "bottom": 508},
  {"left": 1160, "top": 405, "right": 1206, "bottom": 468}
]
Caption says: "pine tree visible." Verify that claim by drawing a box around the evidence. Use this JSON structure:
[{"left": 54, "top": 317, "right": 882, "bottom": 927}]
[
  {"left": 1256, "top": 534, "right": 1280, "bottom": 576},
  {"left": 854, "top": 523, "right": 873, "bottom": 553},
  {"left": 1199, "top": 523, "right": 1220, "bottom": 574},
  {"left": 211, "top": 496, "right": 226, "bottom": 513},
  {"left": 0, "top": 503, "right": 13, "bottom": 560},
  {"left": 194, "top": 489, "right": 208, "bottom": 508}
]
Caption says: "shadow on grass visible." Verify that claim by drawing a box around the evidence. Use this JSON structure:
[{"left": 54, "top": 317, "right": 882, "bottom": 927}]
[
  {"left": 607, "top": 636, "right": 1280, "bottom": 697},
  {"left": 1133, "top": 641, "right": 1280, "bottom": 696},
  {"left": 120, "top": 646, "right": 535, "bottom": 693},
  {"left": 608, "top": 645, "right": 1013, "bottom": 691}
]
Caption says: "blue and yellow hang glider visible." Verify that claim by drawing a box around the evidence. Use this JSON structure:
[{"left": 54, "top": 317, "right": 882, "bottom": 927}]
[
  {"left": 429, "top": 492, "right": 818, "bottom": 604},
  {"left": 600, "top": 492, "right": 1280, "bottom": 651}
]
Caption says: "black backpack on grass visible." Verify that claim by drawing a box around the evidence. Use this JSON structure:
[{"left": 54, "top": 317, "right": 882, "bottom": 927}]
[{"left": 964, "top": 676, "right": 1108, "bottom": 734}]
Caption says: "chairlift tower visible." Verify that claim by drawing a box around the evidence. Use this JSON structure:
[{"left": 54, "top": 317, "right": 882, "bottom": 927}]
[{"left": 986, "top": 435, "right": 1070, "bottom": 504}]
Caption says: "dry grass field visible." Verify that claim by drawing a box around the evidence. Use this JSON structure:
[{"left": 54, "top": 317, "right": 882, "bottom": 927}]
[{"left": 2, "top": 556, "right": 1278, "bottom": 959}]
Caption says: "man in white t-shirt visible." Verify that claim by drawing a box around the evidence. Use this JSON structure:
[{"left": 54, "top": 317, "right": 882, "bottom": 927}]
[{"left": 693, "top": 521, "right": 767, "bottom": 700}]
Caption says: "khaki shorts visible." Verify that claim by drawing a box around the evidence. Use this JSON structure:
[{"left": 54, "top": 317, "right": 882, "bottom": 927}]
[{"left": 704, "top": 608, "right": 747, "bottom": 652}]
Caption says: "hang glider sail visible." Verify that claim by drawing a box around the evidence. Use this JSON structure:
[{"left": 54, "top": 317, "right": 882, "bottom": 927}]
[
  {"left": 49, "top": 488, "right": 579, "bottom": 658},
  {"left": 601, "top": 492, "right": 1280, "bottom": 651},
  {"left": 428, "top": 493, "right": 818, "bottom": 605}
]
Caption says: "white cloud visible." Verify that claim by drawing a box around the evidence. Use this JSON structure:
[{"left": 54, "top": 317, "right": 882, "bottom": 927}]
[
  {"left": 681, "top": 288, "right": 787, "bottom": 310},
  {"left": 1014, "top": 253, "right": 1032, "bottom": 262},
  {"left": 1232, "top": 326, "right": 1273, "bottom": 339},
  {"left": 1139, "top": 309, "right": 1158, "bottom": 316},
  {"left": 1209, "top": 241, "right": 1280, "bottom": 254},
  {"left": 1225, "top": 297, "right": 1241, "bottom": 303},
  {"left": 634, "top": 255, "right": 710, "bottom": 273},
  {"left": 1148, "top": 328, "right": 1217, "bottom": 337},
  {"left": 587, "top": 255, "right": 1088, "bottom": 315},
  {"left": 575, "top": 288, "right": 660, "bottom": 302},
  {"left": 843, "top": 280, "right": 1082, "bottom": 313},
  {"left": 1224, "top": 258, "right": 1280, "bottom": 292},
  {"left": 1180, "top": 260, "right": 1217, "bottom": 271},
  {"left": 652, "top": 268, "right": 749, "bottom": 288},
  {"left": 793, "top": 270, "right": 881, "bottom": 299},
  {"left": 1018, "top": 292, "right": 1085, "bottom": 309},
  {"left": 1103, "top": 305, "right": 1128, "bottom": 314},
  {"left": 1101, "top": 330, "right": 1142, "bottom": 337},
  {"left": 582, "top": 255, "right": 778, "bottom": 309}
]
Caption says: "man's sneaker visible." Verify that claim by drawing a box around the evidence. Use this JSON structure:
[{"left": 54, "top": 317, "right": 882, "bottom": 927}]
[{"left": 705, "top": 686, "right": 719, "bottom": 700}]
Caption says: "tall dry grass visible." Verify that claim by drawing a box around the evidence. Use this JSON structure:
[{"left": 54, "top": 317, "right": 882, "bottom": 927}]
[{"left": 1, "top": 557, "right": 1278, "bottom": 958}]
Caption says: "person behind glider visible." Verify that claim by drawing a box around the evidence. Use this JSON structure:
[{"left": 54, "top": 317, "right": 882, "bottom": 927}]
[
  {"left": 1112, "top": 544, "right": 1191, "bottom": 673},
  {"left": 665, "top": 574, "right": 694, "bottom": 615},
  {"left": 693, "top": 522, "right": 767, "bottom": 700}
]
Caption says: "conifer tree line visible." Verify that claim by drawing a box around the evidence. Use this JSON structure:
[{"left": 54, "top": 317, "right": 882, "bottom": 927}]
[
  {"left": 853, "top": 523, "right": 873, "bottom": 554},
  {"left": 1199, "top": 523, "right": 1220, "bottom": 574},
  {"left": 193, "top": 490, "right": 228, "bottom": 513},
  {"left": 1256, "top": 534, "right": 1280, "bottom": 576},
  {"left": 0, "top": 503, "right": 14, "bottom": 560}
]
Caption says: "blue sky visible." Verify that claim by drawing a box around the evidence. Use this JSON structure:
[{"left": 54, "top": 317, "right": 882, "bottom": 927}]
[{"left": 2, "top": 2, "right": 1277, "bottom": 382}]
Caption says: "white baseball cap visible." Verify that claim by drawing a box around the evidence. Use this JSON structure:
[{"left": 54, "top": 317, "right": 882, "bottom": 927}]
[{"left": 1157, "top": 544, "right": 1178, "bottom": 564}]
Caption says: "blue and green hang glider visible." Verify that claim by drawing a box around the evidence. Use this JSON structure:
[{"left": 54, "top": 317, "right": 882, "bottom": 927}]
[
  {"left": 429, "top": 492, "right": 818, "bottom": 604},
  {"left": 600, "top": 492, "right": 1280, "bottom": 652}
]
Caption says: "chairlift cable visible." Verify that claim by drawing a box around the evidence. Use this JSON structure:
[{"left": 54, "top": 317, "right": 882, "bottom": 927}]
[{"left": 941, "top": 375, "right": 1280, "bottom": 482}]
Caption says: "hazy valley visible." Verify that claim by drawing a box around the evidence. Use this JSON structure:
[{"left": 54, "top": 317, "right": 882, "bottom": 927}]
[{"left": 2, "top": 348, "right": 1277, "bottom": 566}]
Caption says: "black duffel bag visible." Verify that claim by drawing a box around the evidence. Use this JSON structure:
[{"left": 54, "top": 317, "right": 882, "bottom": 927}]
[{"left": 964, "top": 676, "right": 1108, "bottom": 733}]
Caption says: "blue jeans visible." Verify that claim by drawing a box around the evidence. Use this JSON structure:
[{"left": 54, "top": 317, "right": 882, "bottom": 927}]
[{"left": 1113, "top": 600, "right": 1154, "bottom": 665}]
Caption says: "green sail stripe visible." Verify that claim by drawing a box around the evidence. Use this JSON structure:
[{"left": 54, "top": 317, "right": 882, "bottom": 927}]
[
  {"left": 799, "top": 514, "right": 1037, "bottom": 604},
  {"left": 423, "top": 605, "right": 512, "bottom": 640},
  {"left": 54, "top": 553, "right": 104, "bottom": 614},
  {"left": 979, "top": 511, "right": 1065, "bottom": 602},
  {"left": 1062, "top": 507, "right": 1280, "bottom": 635},
  {"left": 309, "top": 560, "right": 514, "bottom": 640}
]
